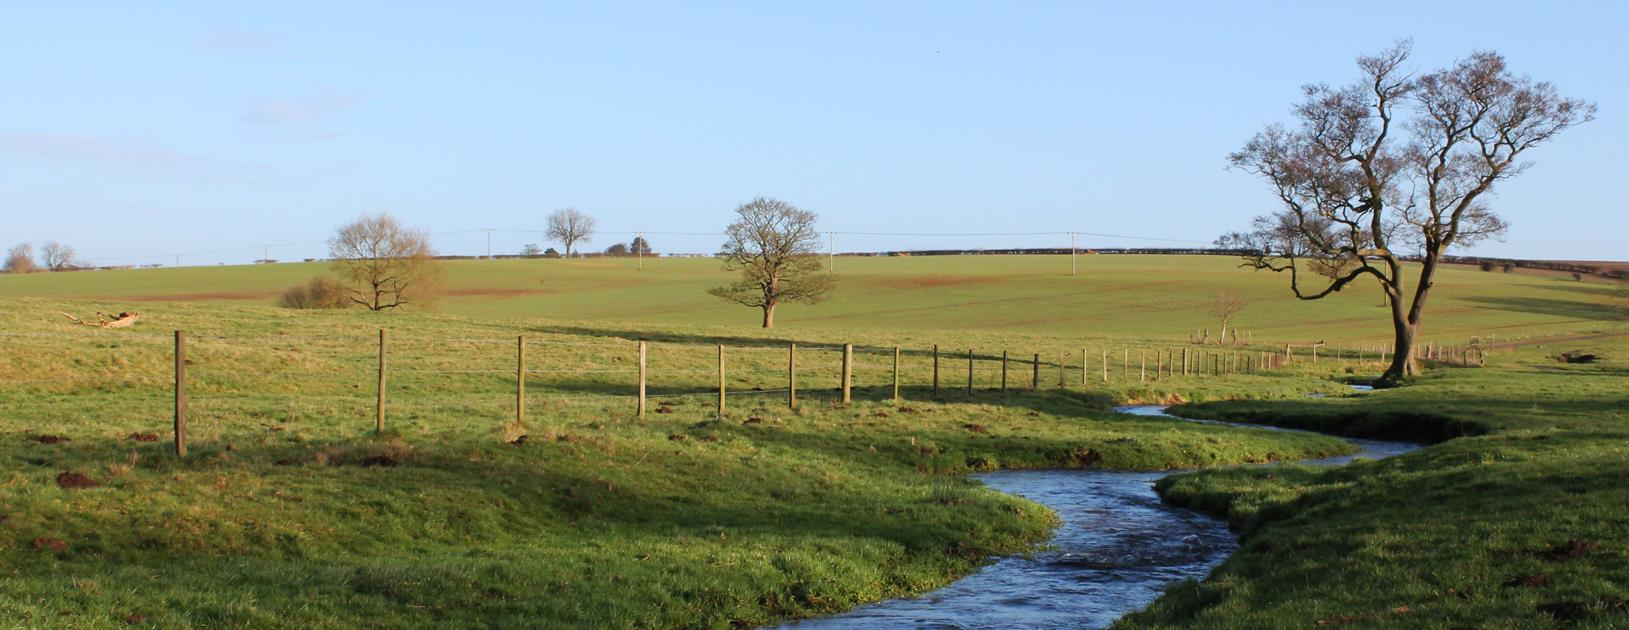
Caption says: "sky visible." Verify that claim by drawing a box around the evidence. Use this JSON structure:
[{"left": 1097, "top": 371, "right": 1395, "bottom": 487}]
[{"left": 1, "top": 1, "right": 1624, "bottom": 265}]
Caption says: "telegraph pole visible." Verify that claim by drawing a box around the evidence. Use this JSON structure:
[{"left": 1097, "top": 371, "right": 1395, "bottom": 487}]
[
  {"left": 262, "top": 245, "right": 269, "bottom": 264},
  {"left": 1070, "top": 232, "right": 1077, "bottom": 276},
  {"left": 828, "top": 233, "right": 834, "bottom": 272},
  {"left": 637, "top": 232, "right": 644, "bottom": 270},
  {"left": 485, "top": 229, "right": 493, "bottom": 259}
]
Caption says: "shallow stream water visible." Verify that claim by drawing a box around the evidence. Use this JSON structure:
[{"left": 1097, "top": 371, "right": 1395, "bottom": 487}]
[{"left": 778, "top": 402, "right": 1417, "bottom": 629}]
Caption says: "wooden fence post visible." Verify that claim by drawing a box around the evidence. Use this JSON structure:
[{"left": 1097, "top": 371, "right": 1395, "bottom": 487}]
[
  {"left": 1181, "top": 348, "right": 1188, "bottom": 376},
  {"left": 932, "top": 344, "right": 940, "bottom": 397},
  {"left": 966, "top": 348, "right": 974, "bottom": 396},
  {"left": 1057, "top": 352, "right": 1065, "bottom": 387},
  {"left": 376, "top": 329, "right": 387, "bottom": 434},
  {"left": 1154, "top": 351, "right": 1161, "bottom": 381},
  {"left": 1122, "top": 349, "right": 1128, "bottom": 381},
  {"left": 842, "top": 343, "right": 853, "bottom": 404},
  {"left": 1139, "top": 350, "right": 1146, "bottom": 383},
  {"left": 637, "top": 340, "right": 647, "bottom": 418},
  {"left": 174, "top": 330, "right": 187, "bottom": 459},
  {"left": 891, "top": 346, "right": 900, "bottom": 402},
  {"left": 1081, "top": 349, "right": 1088, "bottom": 387},
  {"left": 1101, "top": 349, "right": 1108, "bottom": 383},
  {"left": 717, "top": 344, "right": 726, "bottom": 417},
  {"left": 1312, "top": 344, "right": 1318, "bottom": 364},
  {"left": 516, "top": 335, "right": 526, "bottom": 425},
  {"left": 1031, "top": 353, "right": 1039, "bottom": 389},
  {"left": 788, "top": 343, "right": 798, "bottom": 409}
]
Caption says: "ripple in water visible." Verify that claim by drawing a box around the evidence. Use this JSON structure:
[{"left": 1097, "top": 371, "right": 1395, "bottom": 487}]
[{"left": 776, "top": 404, "right": 1416, "bottom": 629}]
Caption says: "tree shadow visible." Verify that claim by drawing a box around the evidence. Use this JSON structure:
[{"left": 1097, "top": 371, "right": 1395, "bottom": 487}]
[{"left": 1457, "top": 296, "right": 1624, "bottom": 322}]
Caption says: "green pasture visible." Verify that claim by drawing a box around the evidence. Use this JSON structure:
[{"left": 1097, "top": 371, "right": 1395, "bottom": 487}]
[
  {"left": 1, "top": 254, "right": 1621, "bottom": 342},
  {"left": 0, "top": 254, "right": 1624, "bottom": 628}
]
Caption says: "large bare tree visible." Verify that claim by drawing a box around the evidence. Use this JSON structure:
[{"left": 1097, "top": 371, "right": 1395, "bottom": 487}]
[
  {"left": 328, "top": 213, "right": 443, "bottom": 311},
  {"left": 546, "top": 208, "right": 596, "bottom": 258},
  {"left": 1222, "top": 42, "right": 1593, "bottom": 384},
  {"left": 708, "top": 197, "right": 836, "bottom": 328},
  {"left": 4, "top": 243, "right": 36, "bottom": 273},
  {"left": 41, "top": 241, "right": 76, "bottom": 270}
]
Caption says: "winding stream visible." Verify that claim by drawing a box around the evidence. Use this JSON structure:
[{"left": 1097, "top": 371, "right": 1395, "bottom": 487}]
[{"left": 778, "top": 402, "right": 1417, "bottom": 629}]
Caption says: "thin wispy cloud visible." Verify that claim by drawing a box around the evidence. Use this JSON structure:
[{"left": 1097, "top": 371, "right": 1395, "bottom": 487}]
[
  {"left": 241, "top": 91, "right": 360, "bottom": 127},
  {"left": 0, "top": 133, "right": 285, "bottom": 187}
]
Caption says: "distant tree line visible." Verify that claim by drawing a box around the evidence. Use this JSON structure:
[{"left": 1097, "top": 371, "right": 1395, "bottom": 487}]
[{"left": 3, "top": 241, "right": 83, "bottom": 273}]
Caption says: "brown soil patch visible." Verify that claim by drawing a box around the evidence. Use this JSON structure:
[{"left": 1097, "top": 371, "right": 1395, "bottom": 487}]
[
  {"left": 1544, "top": 539, "right": 1598, "bottom": 561},
  {"left": 873, "top": 274, "right": 1013, "bottom": 290},
  {"left": 744, "top": 416, "right": 765, "bottom": 425},
  {"left": 32, "top": 537, "right": 67, "bottom": 552},
  {"left": 126, "top": 432, "right": 159, "bottom": 442},
  {"left": 444, "top": 288, "right": 549, "bottom": 298},
  {"left": 896, "top": 406, "right": 918, "bottom": 413},
  {"left": 962, "top": 423, "right": 988, "bottom": 434},
  {"left": 356, "top": 454, "right": 400, "bottom": 467},
  {"left": 667, "top": 434, "right": 687, "bottom": 442},
  {"left": 123, "top": 613, "right": 147, "bottom": 625},
  {"left": 29, "top": 435, "right": 70, "bottom": 444},
  {"left": 55, "top": 471, "right": 99, "bottom": 489}
]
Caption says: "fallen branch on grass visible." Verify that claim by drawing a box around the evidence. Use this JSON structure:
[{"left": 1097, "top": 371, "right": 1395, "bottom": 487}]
[{"left": 60, "top": 311, "right": 140, "bottom": 329}]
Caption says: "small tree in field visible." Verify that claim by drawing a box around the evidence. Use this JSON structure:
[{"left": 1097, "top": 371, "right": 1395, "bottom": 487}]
[
  {"left": 1222, "top": 42, "right": 1593, "bottom": 385},
  {"left": 630, "top": 236, "right": 653, "bottom": 255},
  {"left": 604, "top": 242, "right": 630, "bottom": 256},
  {"left": 41, "top": 242, "right": 76, "bottom": 270},
  {"left": 4, "top": 243, "right": 36, "bottom": 273},
  {"left": 708, "top": 197, "right": 835, "bottom": 328},
  {"left": 328, "top": 213, "right": 443, "bottom": 311},
  {"left": 1209, "top": 292, "right": 1247, "bottom": 344},
  {"left": 520, "top": 243, "right": 543, "bottom": 257},
  {"left": 546, "top": 208, "right": 595, "bottom": 258}
]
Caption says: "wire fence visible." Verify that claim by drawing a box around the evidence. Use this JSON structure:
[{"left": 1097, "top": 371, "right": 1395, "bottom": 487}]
[{"left": 0, "top": 326, "right": 1511, "bottom": 459}]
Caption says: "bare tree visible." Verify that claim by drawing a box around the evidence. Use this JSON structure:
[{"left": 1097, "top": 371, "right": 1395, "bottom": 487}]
[
  {"left": 1222, "top": 42, "right": 1593, "bottom": 384},
  {"left": 546, "top": 208, "right": 596, "bottom": 258},
  {"left": 1209, "top": 292, "right": 1247, "bottom": 344},
  {"left": 708, "top": 197, "right": 836, "bottom": 328},
  {"left": 328, "top": 213, "right": 443, "bottom": 311},
  {"left": 41, "top": 241, "right": 76, "bottom": 270},
  {"left": 4, "top": 243, "right": 36, "bottom": 273}
]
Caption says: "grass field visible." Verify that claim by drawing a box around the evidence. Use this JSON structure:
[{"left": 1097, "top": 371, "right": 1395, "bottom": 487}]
[
  {"left": 1123, "top": 340, "right": 1629, "bottom": 628},
  {"left": 2, "top": 255, "right": 1623, "bottom": 342},
  {"left": 0, "top": 255, "right": 1625, "bottom": 627}
]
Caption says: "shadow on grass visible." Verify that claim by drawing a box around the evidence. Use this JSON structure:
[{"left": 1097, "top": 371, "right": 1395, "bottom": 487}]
[{"left": 1459, "top": 296, "right": 1624, "bottom": 322}]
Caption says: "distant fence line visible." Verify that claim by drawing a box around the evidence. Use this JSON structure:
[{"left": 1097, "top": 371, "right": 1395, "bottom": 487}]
[{"left": 140, "top": 329, "right": 1497, "bottom": 460}]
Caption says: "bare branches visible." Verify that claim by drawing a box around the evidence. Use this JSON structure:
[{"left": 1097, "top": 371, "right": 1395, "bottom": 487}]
[
  {"left": 708, "top": 197, "right": 835, "bottom": 328},
  {"left": 41, "top": 242, "right": 76, "bottom": 270},
  {"left": 328, "top": 213, "right": 443, "bottom": 311},
  {"left": 1226, "top": 43, "right": 1592, "bottom": 382},
  {"left": 546, "top": 208, "right": 596, "bottom": 258}
]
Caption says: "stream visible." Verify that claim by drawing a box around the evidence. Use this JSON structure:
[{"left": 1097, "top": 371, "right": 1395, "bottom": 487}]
[{"left": 778, "top": 402, "right": 1418, "bottom": 629}]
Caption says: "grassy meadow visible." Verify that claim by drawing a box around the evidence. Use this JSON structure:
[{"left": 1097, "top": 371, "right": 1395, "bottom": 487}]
[
  {"left": 2, "top": 254, "right": 1622, "bottom": 341},
  {"left": 0, "top": 254, "right": 1625, "bottom": 627}
]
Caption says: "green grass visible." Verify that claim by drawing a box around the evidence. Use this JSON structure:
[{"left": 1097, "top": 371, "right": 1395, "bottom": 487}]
[
  {"left": 0, "top": 299, "right": 1357, "bottom": 628},
  {"left": 1120, "top": 340, "right": 1629, "bottom": 629},
  {"left": 1, "top": 255, "right": 1625, "bottom": 627},
  {"left": 2, "top": 254, "right": 1623, "bottom": 341}
]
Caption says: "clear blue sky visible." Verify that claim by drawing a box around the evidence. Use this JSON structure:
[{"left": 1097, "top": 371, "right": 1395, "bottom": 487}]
[{"left": 2, "top": 1, "right": 1623, "bottom": 265}]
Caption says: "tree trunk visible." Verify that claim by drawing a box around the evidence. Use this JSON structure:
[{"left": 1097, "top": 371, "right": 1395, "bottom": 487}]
[
  {"left": 1380, "top": 250, "right": 1444, "bottom": 385},
  {"left": 761, "top": 303, "right": 776, "bottom": 328}
]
